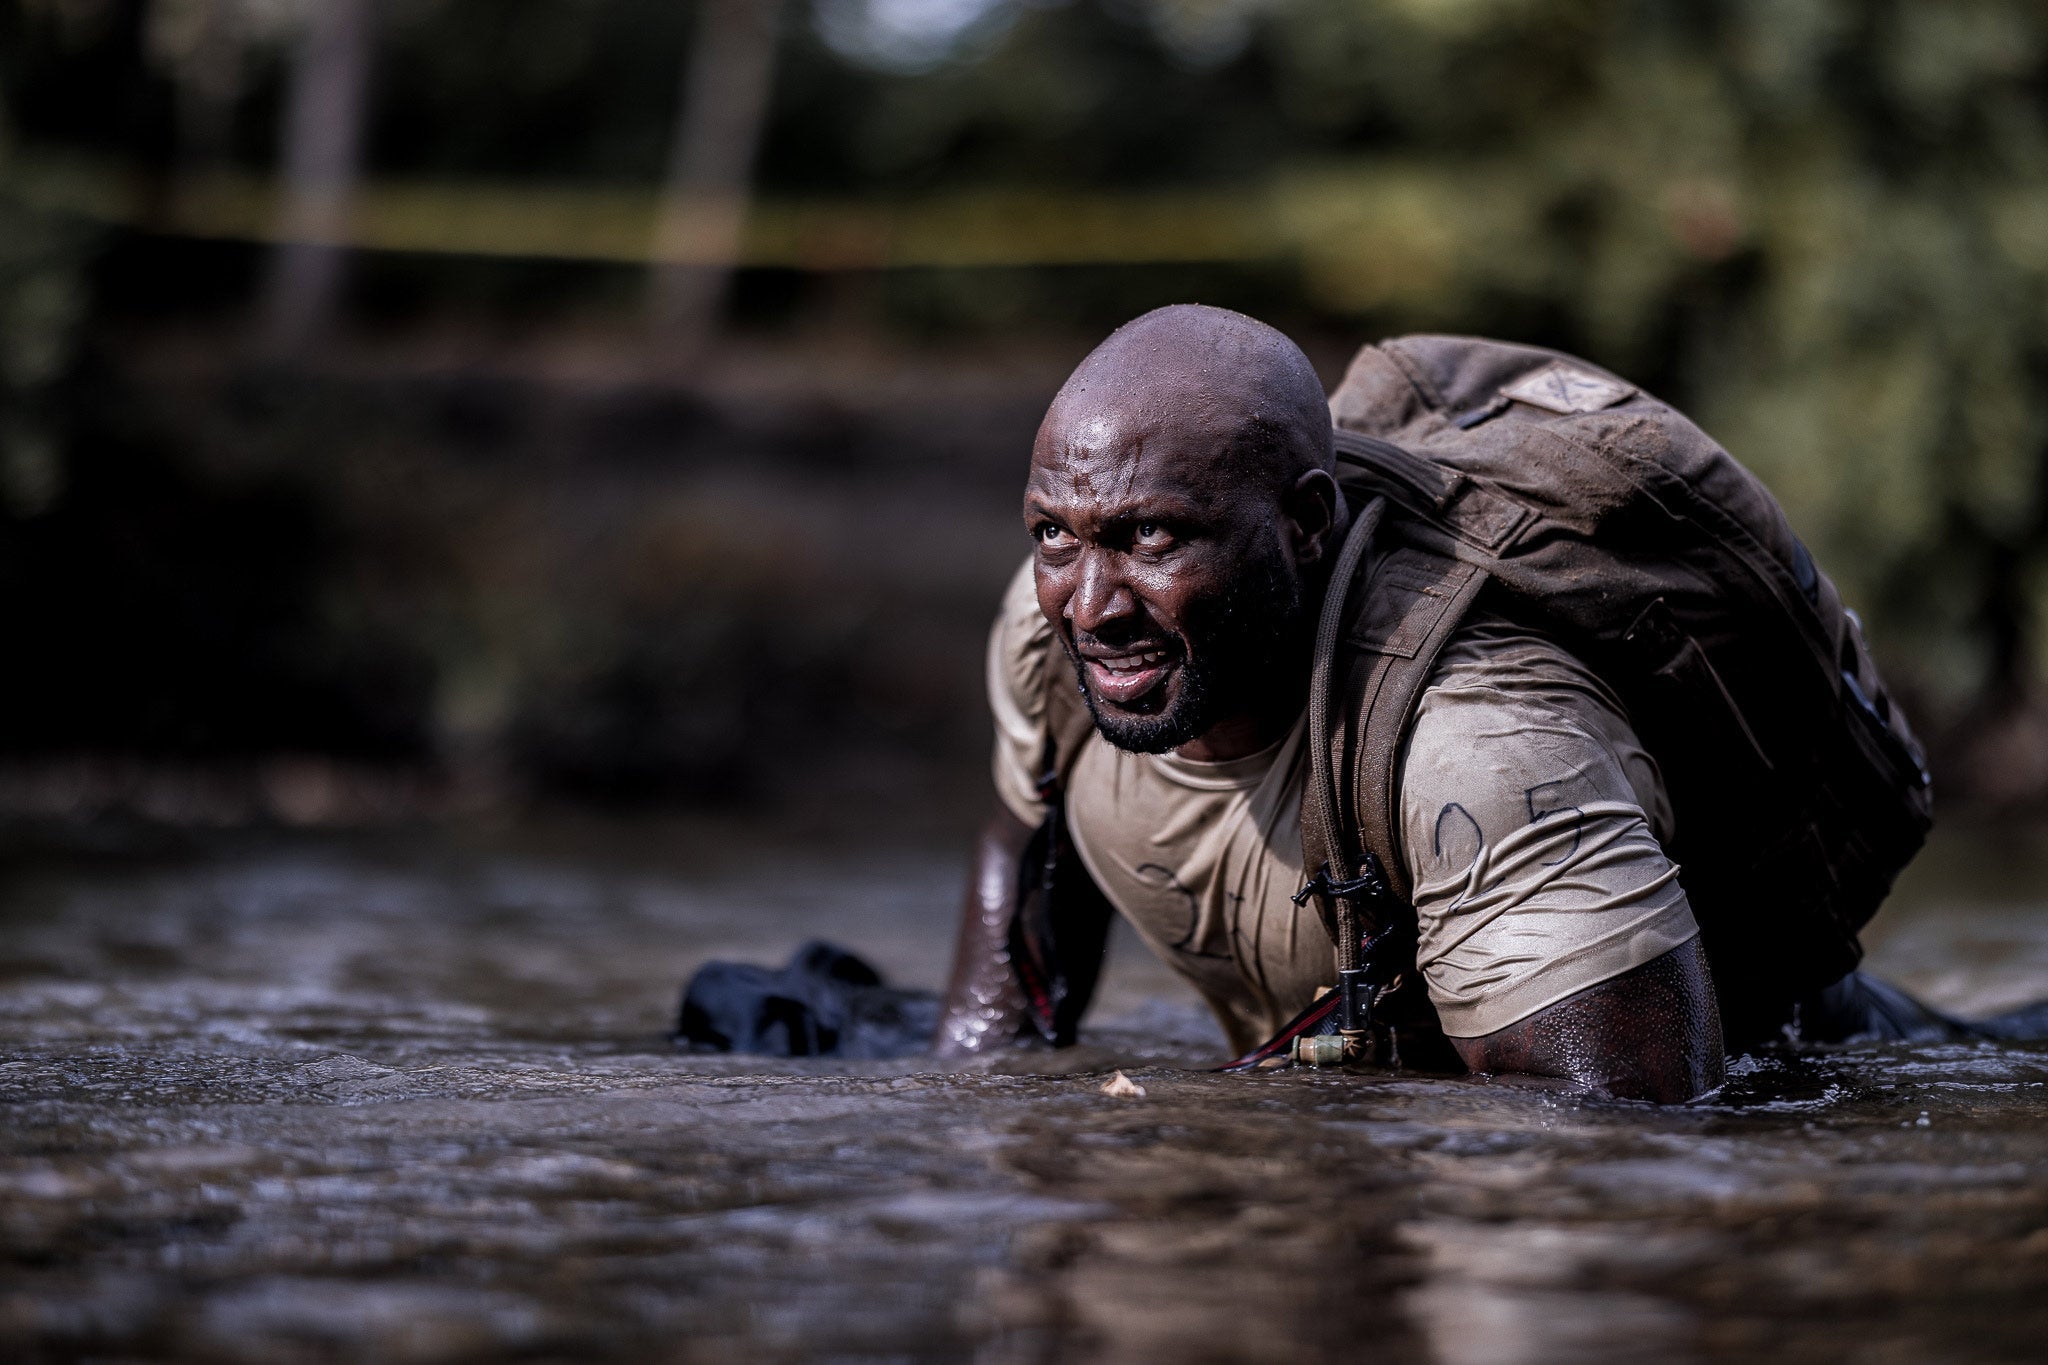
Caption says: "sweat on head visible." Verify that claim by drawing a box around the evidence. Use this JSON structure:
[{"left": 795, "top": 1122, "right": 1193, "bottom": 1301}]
[{"left": 1024, "top": 305, "right": 1344, "bottom": 758}]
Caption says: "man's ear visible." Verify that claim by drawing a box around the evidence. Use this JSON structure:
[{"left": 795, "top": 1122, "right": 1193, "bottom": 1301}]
[{"left": 1283, "top": 469, "right": 1342, "bottom": 566}]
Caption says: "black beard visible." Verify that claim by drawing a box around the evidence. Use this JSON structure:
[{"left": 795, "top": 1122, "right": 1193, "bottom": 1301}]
[{"left": 1072, "top": 548, "right": 1306, "bottom": 755}]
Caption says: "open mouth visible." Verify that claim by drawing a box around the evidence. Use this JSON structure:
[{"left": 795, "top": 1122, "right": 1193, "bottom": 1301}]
[{"left": 1079, "top": 643, "right": 1181, "bottom": 707}]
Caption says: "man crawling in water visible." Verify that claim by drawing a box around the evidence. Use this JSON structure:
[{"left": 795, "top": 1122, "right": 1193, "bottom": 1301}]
[{"left": 931, "top": 304, "right": 2036, "bottom": 1101}]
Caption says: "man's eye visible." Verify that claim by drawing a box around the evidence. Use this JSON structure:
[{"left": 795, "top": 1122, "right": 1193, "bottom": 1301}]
[
  {"left": 1134, "top": 522, "right": 1171, "bottom": 546},
  {"left": 1038, "top": 525, "right": 1071, "bottom": 546}
]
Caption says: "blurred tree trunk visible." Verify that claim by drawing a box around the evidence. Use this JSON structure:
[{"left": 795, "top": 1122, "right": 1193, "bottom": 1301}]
[
  {"left": 148, "top": 0, "right": 250, "bottom": 173},
  {"left": 648, "top": 0, "right": 782, "bottom": 347},
  {"left": 259, "top": 0, "right": 373, "bottom": 353}
]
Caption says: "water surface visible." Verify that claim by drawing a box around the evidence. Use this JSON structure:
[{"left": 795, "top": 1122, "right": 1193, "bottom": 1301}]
[{"left": 3, "top": 824, "right": 2046, "bottom": 1362}]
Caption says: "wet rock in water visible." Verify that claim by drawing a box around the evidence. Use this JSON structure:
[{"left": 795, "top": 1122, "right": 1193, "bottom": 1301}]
[{"left": 674, "top": 939, "right": 940, "bottom": 1059}]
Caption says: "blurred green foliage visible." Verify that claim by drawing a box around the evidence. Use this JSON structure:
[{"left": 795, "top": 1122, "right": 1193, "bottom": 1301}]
[
  {"left": 0, "top": 198, "right": 86, "bottom": 517},
  {"left": 2, "top": 0, "right": 2046, "bottom": 794},
  {"left": 0, "top": 96, "right": 90, "bottom": 517},
  {"left": 788, "top": 0, "right": 2048, "bottom": 709}
]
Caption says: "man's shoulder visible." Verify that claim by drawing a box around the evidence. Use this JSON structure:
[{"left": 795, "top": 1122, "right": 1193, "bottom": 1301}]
[
  {"left": 989, "top": 556, "right": 1053, "bottom": 712},
  {"left": 1409, "top": 603, "right": 1621, "bottom": 721},
  {"left": 1414, "top": 607, "right": 1621, "bottom": 717},
  {"left": 1396, "top": 606, "right": 1663, "bottom": 844},
  {"left": 988, "top": 557, "right": 1054, "bottom": 826}
]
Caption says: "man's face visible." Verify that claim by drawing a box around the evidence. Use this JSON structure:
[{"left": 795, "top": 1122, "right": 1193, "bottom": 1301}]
[{"left": 1023, "top": 416, "right": 1309, "bottom": 754}]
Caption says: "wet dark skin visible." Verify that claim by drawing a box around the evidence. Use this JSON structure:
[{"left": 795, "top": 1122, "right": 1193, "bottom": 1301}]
[{"left": 934, "top": 305, "right": 1725, "bottom": 1103}]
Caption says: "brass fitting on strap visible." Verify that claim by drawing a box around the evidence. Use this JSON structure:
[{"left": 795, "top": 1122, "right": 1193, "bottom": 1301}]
[{"left": 1291, "top": 1034, "right": 1349, "bottom": 1067}]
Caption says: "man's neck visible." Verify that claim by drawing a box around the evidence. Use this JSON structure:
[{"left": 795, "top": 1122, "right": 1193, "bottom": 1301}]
[
  {"left": 1173, "top": 712, "right": 1292, "bottom": 762},
  {"left": 1173, "top": 538, "right": 1336, "bottom": 763},
  {"left": 1174, "top": 657, "right": 1315, "bottom": 761}
]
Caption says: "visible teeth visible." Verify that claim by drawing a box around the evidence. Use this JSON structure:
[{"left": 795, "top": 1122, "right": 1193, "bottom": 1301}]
[{"left": 1100, "top": 649, "right": 1169, "bottom": 672}]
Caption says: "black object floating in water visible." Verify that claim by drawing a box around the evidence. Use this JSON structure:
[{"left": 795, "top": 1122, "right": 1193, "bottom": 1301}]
[{"left": 675, "top": 940, "right": 940, "bottom": 1059}]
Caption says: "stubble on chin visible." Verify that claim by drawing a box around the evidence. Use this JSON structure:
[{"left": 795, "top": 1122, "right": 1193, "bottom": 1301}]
[{"left": 1071, "top": 642, "right": 1213, "bottom": 755}]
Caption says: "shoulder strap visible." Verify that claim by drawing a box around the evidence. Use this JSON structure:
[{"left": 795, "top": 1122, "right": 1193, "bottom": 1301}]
[
  {"left": 1342, "top": 542, "right": 1488, "bottom": 906},
  {"left": 1299, "top": 501, "right": 1488, "bottom": 956},
  {"left": 1299, "top": 496, "right": 1386, "bottom": 959}
]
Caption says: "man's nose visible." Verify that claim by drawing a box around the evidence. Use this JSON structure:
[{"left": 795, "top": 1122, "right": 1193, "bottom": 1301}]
[{"left": 1068, "top": 549, "right": 1138, "bottom": 634}]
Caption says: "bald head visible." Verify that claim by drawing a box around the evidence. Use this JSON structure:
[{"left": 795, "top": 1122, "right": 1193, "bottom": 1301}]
[
  {"left": 1037, "top": 304, "right": 1334, "bottom": 493},
  {"left": 1023, "top": 306, "right": 1344, "bottom": 760}
]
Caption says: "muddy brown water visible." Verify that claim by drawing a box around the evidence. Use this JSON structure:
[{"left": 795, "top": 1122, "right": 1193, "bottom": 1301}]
[{"left": 3, "top": 823, "right": 2048, "bottom": 1363}]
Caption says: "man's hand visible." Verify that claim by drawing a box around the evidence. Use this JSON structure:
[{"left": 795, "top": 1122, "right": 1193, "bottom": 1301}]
[
  {"left": 932, "top": 806, "right": 1036, "bottom": 1058},
  {"left": 1448, "top": 938, "right": 1725, "bottom": 1103}
]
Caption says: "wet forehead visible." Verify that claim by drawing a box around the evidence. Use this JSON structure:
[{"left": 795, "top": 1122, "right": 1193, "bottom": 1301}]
[{"left": 1027, "top": 403, "right": 1237, "bottom": 520}]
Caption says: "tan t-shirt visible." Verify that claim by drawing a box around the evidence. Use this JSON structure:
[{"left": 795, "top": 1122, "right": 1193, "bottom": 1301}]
[{"left": 988, "top": 559, "right": 1699, "bottom": 1053}]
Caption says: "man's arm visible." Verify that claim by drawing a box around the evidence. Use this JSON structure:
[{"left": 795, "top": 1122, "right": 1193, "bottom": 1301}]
[
  {"left": 932, "top": 805, "right": 1035, "bottom": 1058},
  {"left": 1448, "top": 937, "right": 1724, "bottom": 1103}
]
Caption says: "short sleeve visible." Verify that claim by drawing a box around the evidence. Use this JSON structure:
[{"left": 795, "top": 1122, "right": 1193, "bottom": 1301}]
[
  {"left": 1395, "top": 620, "right": 1700, "bottom": 1038},
  {"left": 988, "top": 556, "right": 1055, "bottom": 827}
]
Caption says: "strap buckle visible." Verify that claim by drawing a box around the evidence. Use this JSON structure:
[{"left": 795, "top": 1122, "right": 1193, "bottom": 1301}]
[
  {"left": 1293, "top": 853, "right": 1403, "bottom": 1035},
  {"left": 1290, "top": 850, "right": 1395, "bottom": 911}
]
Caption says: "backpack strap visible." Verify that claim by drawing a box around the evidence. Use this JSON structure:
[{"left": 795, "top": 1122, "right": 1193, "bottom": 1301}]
[
  {"left": 1299, "top": 497, "right": 1388, "bottom": 953},
  {"left": 1298, "top": 495, "right": 1488, "bottom": 1037},
  {"left": 1335, "top": 540, "right": 1489, "bottom": 907}
]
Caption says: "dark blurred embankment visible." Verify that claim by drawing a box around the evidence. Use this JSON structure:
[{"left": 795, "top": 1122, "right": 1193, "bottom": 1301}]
[{"left": 0, "top": 320, "right": 1096, "bottom": 830}]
